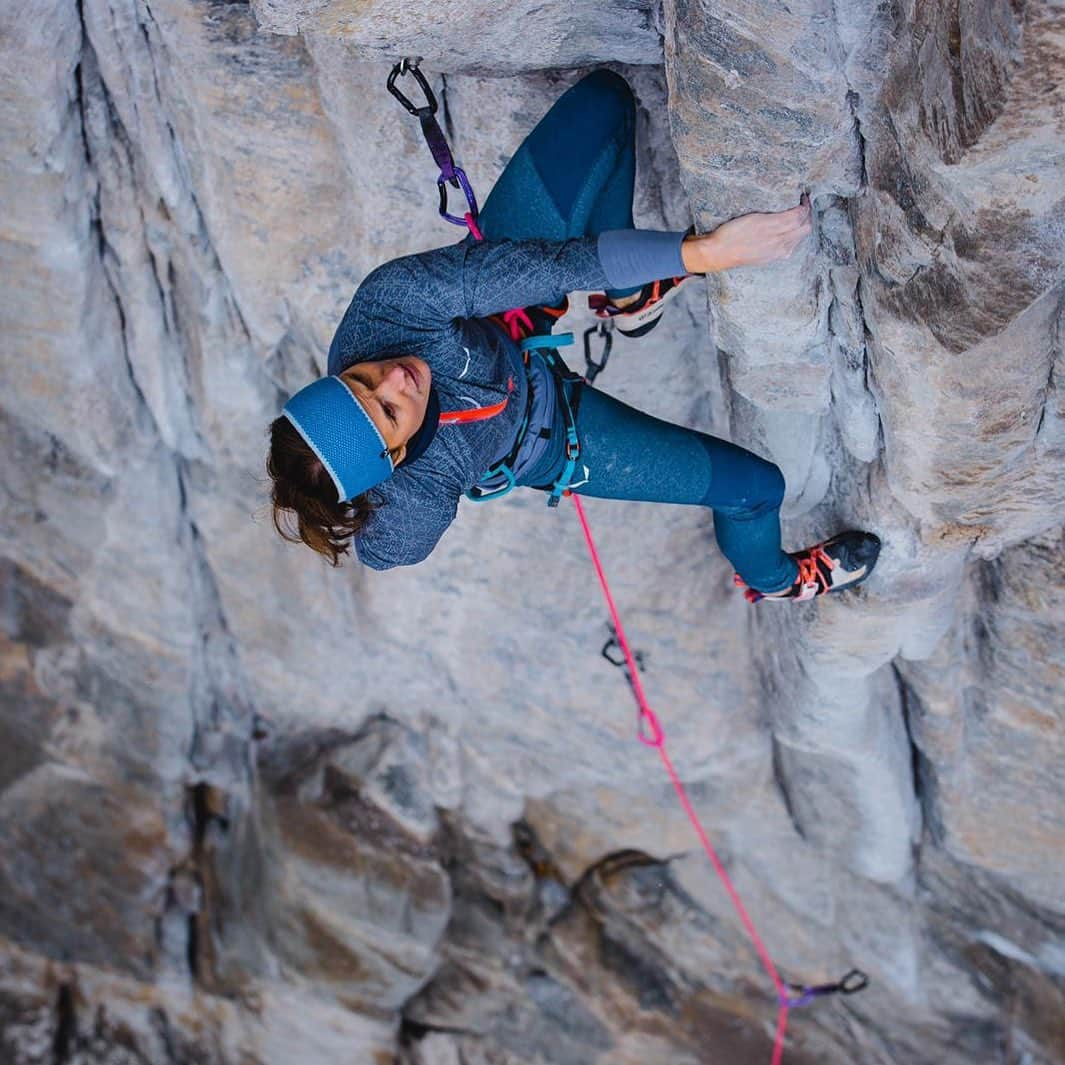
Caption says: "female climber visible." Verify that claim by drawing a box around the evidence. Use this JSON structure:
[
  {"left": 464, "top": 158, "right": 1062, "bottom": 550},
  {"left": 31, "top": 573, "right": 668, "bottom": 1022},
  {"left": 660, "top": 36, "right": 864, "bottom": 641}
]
[{"left": 266, "top": 69, "right": 880, "bottom": 602}]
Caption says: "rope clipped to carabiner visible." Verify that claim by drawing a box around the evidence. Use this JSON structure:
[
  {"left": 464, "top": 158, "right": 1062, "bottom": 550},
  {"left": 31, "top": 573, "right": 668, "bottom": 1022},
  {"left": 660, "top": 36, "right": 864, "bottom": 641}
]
[
  {"left": 602, "top": 624, "right": 656, "bottom": 737},
  {"left": 387, "top": 58, "right": 481, "bottom": 233}
]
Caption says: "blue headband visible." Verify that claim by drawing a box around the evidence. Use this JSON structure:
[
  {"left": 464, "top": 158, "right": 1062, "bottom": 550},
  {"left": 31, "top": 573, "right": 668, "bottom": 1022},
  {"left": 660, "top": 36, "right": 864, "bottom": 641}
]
[{"left": 282, "top": 376, "right": 394, "bottom": 502}]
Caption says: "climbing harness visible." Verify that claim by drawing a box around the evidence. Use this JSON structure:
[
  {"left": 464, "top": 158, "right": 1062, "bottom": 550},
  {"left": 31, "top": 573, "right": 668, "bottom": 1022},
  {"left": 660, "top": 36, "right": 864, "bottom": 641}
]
[
  {"left": 386, "top": 64, "right": 869, "bottom": 1063},
  {"left": 464, "top": 323, "right": 584, "bottom": 506}
]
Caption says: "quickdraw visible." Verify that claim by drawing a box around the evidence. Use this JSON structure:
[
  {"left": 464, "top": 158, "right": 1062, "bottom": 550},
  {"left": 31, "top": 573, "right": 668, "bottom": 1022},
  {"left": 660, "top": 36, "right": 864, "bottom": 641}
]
[
  {"left": 385, "top": 65, "right": 868, "bottom": 1063},
  {"left": 387, "top": 58, "right": 483, "bottom": 234},
  {"left": 783, "top": 968, "right": 869, "bottom": 1008},
  {"left": 601, "top": 624, "right": 652, "bottom": 738}
]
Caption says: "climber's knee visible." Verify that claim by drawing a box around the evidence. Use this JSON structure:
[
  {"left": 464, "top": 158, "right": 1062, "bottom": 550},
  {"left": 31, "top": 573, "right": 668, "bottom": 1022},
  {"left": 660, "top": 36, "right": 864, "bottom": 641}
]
[
  {"left": 585, "top": 68, "right": 634, "bottom": 99},
  {"left": 746, "top": 457, "right": 787, "bottom": 513},
  {"left": 575, "top": 69, "right": 635, "bottom": 123},
  {"left": 699, "top": 441, "right": 787, "bottom": 517}
]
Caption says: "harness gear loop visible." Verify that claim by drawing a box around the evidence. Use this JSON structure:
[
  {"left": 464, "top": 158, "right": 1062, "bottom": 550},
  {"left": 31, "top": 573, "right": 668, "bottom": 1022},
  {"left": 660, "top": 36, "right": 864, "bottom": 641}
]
[
  {"left": 519, "top": 334, "right": 575, "bottom": 351},
  {"left": 466, "top": 463, "right": 517, "bottom": 502},
  {"left": 583, "top": 320, "right": 614, "bottom": 384}
]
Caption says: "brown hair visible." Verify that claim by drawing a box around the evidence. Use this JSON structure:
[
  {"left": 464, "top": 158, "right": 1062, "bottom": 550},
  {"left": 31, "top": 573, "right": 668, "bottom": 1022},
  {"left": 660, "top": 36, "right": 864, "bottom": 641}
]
[{"left": 266, "top": 415, "right": 381, "bottom": 567}]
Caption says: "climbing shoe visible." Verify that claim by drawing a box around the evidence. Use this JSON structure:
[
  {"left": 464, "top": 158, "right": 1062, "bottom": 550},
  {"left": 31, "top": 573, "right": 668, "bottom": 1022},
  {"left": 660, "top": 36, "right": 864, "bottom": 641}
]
[
  {"left": 734, "top": 531, "right": 882, "bottom": 604},
  {"left": 589, "top": 273, "right": 697, "bottom": 338}
]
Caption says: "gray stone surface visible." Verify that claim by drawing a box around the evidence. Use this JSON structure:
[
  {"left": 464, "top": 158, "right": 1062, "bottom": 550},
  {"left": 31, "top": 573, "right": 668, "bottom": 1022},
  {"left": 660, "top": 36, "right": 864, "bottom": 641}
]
[
  {"left": 1, "top": 0, "right": 1063, "bottom": 1062},
  {"left": 253, "top": 0, "right": 664, "bottom": 71}
]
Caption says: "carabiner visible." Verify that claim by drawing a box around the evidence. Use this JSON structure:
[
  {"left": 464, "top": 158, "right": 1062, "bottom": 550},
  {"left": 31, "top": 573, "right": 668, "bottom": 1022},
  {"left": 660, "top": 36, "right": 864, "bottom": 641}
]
[
  {"left": 437, "top": 167, "right": 480, "bottom": 227},
  {"left": 583, "top": 320, "right": 614, "bottom": 384},
  {"left": 601, "top": 633, "right": 646, "bottom": 675},
  {"left": 837, "top": 970, "right": 869, "bottom": 994},
  {"left": 387, "top": 59, "right": 436, "bottom": 117}
]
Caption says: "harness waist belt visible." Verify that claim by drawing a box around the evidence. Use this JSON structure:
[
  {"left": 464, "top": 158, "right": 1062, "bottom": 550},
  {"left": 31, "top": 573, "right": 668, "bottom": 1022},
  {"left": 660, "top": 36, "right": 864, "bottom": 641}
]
[{"left": 466, "top": 328, "right": 582, "bottom": 505}]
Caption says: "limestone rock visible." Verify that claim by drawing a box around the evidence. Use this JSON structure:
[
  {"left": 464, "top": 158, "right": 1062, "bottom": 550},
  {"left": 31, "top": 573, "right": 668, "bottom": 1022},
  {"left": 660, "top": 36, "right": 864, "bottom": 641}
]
[
  {"left": 252, "top": 0, "right": 664, "bottom": 71},
  {"left": 1, "top": 0, "right": 1063, "bottom": 1062}
]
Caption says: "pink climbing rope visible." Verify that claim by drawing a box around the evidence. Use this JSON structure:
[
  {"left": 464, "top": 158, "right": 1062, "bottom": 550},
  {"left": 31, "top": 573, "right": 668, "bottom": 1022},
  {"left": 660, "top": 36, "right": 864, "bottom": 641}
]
[
  {"left": 568, "top": 491, "right": 793, "bottom": 1065},
  {"left": 464, "top": 211, "right": 484, "bottom": 241}
]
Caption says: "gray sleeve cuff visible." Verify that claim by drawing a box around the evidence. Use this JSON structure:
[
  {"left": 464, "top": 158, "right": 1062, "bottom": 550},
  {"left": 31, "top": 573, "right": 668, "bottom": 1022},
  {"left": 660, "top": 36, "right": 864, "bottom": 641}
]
[{"left": 596, "top": 229, "right": 690, "bottom": 290}]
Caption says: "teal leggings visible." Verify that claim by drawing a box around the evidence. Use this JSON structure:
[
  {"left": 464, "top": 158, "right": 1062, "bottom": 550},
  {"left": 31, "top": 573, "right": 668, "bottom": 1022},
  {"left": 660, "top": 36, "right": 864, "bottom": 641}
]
[{"left": 475, "top": 70, "right": 798, "bottom": 593}]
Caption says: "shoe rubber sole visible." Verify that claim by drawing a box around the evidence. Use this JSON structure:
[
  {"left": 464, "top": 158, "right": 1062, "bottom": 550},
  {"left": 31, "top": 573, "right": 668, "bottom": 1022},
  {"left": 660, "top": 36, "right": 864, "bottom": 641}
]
[
  {"left": 614, "top": 275, "right": 696, "bottom": 337},
  {"left": 740, "top": 531, "right": 882, "bottom": 603}
]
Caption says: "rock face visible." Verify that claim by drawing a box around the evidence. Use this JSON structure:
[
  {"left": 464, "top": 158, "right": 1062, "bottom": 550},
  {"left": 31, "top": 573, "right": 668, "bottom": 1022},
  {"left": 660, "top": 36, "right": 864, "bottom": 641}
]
[{"left": 0, "top": 0, "right": 1062, "bottom": 1062}]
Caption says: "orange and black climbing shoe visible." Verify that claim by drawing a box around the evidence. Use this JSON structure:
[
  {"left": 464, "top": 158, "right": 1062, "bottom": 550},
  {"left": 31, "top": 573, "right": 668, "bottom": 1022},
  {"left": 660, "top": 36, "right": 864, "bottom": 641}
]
[
  {"left": 589, "top": 273, "right": 696, "bottom": 338},
  {"left": 734, "top": 531, "right": 882, "bottom": 604}
]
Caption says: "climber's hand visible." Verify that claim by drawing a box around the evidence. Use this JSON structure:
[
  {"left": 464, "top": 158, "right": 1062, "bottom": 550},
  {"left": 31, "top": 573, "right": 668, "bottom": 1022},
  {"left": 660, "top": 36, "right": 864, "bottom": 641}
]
[{"left": 682, "top": 198, "right": 812, "bottom": 274}]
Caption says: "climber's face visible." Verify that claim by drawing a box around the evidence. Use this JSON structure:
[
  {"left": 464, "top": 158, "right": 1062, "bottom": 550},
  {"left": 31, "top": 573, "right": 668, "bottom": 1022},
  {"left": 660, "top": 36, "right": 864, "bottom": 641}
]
[{"left": 339, "top": 357, "right": 431, "bottom": 465}]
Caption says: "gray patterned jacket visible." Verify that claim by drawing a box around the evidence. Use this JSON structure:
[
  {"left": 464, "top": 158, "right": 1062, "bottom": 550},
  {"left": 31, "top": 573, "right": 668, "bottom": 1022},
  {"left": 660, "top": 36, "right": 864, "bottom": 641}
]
[{"left": 326, "top": 230, "right": 687, "bottom": 569}]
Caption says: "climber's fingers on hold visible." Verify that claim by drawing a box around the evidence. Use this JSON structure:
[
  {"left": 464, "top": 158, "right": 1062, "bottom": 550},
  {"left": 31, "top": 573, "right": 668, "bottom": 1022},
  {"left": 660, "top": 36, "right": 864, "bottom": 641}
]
[
  {"left": 778, "top": 202, "right": 812, "bottom": 235},
  {"left": 701, "top": 200, "right": 812, "bottom": 270},
  {"left": 776, "top": 204, "right": 813, "bottom": 256},
  {"left": 753, "top": 206, "right": 811, "bottom": 254},
  {"left": 780, "top": 202, "right": 810, "bottom": 226},
  {"left": 786, "top": 220, "right": 812, "bottom": 253},
  {"left": 762, "top": 224, "right": 806, "bottom": 257}
]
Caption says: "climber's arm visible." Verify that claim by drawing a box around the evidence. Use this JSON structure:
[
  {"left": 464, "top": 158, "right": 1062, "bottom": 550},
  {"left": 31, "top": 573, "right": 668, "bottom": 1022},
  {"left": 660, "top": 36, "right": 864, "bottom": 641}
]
[
  {"left": 680, "top": 200, "right": 812, "bottom": 274},
  {"left": 328, "top": 203, "right": 811, "bottom": 370},
  {"left": 335, "top": 231, "right": 700, "bottom": 343}
]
